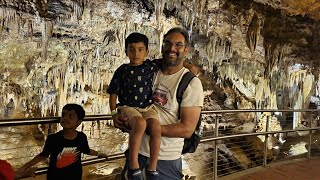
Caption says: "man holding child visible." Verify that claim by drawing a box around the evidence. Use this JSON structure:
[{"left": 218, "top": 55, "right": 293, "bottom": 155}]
[{"left": 113, "top": 27, "right": 204, "bottom": 180}]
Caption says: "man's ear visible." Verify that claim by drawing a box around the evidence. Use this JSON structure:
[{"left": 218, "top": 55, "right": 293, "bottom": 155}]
[{"left": 184, "top": 46, "right": 190, "bottom": 53}]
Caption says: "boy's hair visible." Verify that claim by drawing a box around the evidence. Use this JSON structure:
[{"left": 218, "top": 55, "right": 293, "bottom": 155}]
[
  {"left": 62, "top": 104, "right": 85, "bottom": 121},
  {"left": 125, "top": 32, "right": 149, "bottom": 51},
  {"left": 164, "top": 27, "right": 190, "bottom": 46}
]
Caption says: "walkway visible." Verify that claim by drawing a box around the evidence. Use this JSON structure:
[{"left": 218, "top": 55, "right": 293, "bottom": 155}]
[{"left": 221, "top": 158, "right": 320, "bottom": 180}]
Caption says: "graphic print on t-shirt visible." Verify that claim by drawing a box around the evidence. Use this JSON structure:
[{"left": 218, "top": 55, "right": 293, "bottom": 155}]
[
  {"left": 56, "top": 147, "right": 79, "bottom": 168},
  {"left": 153, "top": 88, "right": 168, "bottom": 106}
]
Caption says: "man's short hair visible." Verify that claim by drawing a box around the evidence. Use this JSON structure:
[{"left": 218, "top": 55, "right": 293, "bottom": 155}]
[
  {"left": 62, "top": 104, "right": 85, "bottom": 121},
  {"left": 125, "top": 32, "right": 149, "bottom": 51},
  {"left": 164, "top": 27, "right": 190, "bottom": 46}
]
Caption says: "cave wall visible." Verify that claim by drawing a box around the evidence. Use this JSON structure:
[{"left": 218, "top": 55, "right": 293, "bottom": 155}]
[{"left": 0, "top": 0, "right": 319, "bottom": 120}]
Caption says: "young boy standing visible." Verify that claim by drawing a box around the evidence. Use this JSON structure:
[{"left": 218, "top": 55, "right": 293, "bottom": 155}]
[
  {"left": 107, "top": 33, "right": 161, "bottom": 180},
  {"left": 16, "top": 103, "right": 107, "bottom": 180}
]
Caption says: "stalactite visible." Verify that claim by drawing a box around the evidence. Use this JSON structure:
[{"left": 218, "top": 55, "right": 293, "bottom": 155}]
[
  {"left": 215, "top": 0, "right": 220, "bottom": 27},
  {"left": 40, "top": 19, "right": 52, "bottom": 62},
  {"left": 154, "top": 0, "right": 165, "bottom": 31},
  {"left": 246, "top": 14, "right": 260, "bottom": 54},
  {"left": 0, "top": 7, "right": 18, "bottom": 33},
  {"left": 263, "top": 41, "right": 288, "bottom": 78},
  {"left": 71, "top": 0, "right": 82, "bottom": 21},
  {"left": 198, "top": 0, "right": 207, "bottom": 34}
]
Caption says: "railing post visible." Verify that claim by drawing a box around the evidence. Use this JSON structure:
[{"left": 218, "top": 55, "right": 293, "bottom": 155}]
[
  {"left": 308, "top": 117, "right": 312, "bottom": 159},
  {"left": 263, "top": 115, "right": 270, "bottom": 167},
  {"left": 213, "top": 114, "right": 220, "bottom": 180}
]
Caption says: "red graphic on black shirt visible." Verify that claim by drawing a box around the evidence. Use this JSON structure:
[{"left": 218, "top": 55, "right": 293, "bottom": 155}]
[
  {"left": 153, "top": 89, "right": 167, "bottom": 106},
  {"left": 56, "top": 147, "right": 78, "bottom": 168}
]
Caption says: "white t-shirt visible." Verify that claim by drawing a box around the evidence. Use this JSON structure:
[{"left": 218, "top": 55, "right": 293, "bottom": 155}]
[{"left": 139, "top": 67, "right": 204, "bottom": 160}]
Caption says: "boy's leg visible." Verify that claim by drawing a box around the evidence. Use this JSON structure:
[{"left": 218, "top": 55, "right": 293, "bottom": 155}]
[
  {"left": 128, "top": 116, "right": 147, "bottom": 170},
  {"left": 146, "top": 118, "right": 161, "bottom": 171},
  {"left": 143, "top": 106, "right": 160, "bottom": 180},
  {"left": 118, "top": 106, "right": 146, "bottom": 180},
  {"left": 121, "top": 150, "right": 148, "bottom": 180}
]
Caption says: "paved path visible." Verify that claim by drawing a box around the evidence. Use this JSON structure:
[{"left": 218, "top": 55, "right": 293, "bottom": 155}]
[{"left": 221, "top": 158, "right": 320, "bottom": 180}]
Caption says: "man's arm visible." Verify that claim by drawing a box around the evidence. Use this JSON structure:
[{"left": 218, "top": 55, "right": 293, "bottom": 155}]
[
  {"left": 161, "top": 106, "right": 201, "bottom": 138},
  {"left": 161, "top": 75, "right": 203, "bottom": 138}
]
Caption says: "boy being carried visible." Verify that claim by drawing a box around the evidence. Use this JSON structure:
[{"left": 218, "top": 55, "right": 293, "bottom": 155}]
[{"left": 107, "top": 33, "right": 161, "bottom": 180}]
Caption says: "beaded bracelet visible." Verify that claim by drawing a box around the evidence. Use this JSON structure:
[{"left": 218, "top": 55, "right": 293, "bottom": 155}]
[{"left": 111, "top": 110, "right": 117, "bottom": 117}]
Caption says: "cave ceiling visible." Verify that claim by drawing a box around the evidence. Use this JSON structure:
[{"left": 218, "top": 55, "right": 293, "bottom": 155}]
[{"left": 0, "top": 0, "right": 320, "bottom": 70}]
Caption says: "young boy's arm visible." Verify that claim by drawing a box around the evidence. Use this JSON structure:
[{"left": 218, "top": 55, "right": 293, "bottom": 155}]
[
  {"left": 16, "top": 154, "right": 47, "bottom": 178},
  {"left": 109, "top": 93, "right": 126, "bottom": 130},
  {"left": 109, "top": 94, "right": 117, "bottom": 112},
  {"left": 19, "top": 154, "right": 47, "bottom": 170}
]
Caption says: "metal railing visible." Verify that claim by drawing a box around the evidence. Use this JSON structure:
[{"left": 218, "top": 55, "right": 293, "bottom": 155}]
[{"left": 1, "top": 109, "right": 319, "bottom": 179}]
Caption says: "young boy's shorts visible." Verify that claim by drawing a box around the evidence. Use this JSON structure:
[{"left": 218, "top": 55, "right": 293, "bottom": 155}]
[{"left": 117, "top": 104, "right": 158, "bottom": 121}]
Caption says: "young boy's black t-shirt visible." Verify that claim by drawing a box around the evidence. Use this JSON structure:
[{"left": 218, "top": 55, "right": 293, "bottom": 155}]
[{"left": 40, "top": 131, "right": 90, "bottom": 180}]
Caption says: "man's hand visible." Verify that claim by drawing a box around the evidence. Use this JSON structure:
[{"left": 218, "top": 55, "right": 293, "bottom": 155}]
[
  {"left": 188, "top": 64, "right": 199, "bottom": 75},
  {"left": 112, "top": 114, "right": 131, "bottom": 133},
  {"left": 183, "top": 62, "right": 200, "bottom": 75}
]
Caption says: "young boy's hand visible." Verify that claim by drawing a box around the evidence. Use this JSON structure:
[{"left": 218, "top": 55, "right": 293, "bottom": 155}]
[
  {"left": 97, "top": 152, "right": 108, "bottom": 159},
  {"left": 15, "top": 167, "right": 36, "bottom": 179}
]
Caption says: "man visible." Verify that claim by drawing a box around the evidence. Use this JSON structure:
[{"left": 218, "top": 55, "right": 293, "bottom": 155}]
[{"left": 114, "top": 27, "right": 204, "bottom": 180}]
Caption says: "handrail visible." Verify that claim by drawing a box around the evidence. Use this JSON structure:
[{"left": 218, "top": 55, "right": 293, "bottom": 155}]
[
  {"left": 0, "top": 109, "right": 318, "bottom": 126},
  {"left": 1, "top": 109, "right": 319, "bottom": 179},
  {"left": 200, "top": 127, "right": 320, "bottom": 143},
  {"left": 35, "top": 153, "right": 126, "bottom": 175},
  {"left": 0, "top": 115, "right": 113, "bottom": 126},
  {"left": 202, "top": 109, "right": 318, "bottom": 113}
]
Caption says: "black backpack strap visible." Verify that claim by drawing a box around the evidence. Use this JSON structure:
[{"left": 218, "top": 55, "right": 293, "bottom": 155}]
[{"left": 177, "top": 71, "right": 196, "bottom": 119}]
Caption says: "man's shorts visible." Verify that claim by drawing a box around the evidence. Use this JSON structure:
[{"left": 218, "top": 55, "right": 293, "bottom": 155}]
[{"left": 117, "top": 104, "right": 158, "bottom": 121}]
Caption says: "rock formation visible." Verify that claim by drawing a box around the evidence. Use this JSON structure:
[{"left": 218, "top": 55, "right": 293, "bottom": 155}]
[{"left": 1, "top": 0, "right": 320, "bottom": 179}]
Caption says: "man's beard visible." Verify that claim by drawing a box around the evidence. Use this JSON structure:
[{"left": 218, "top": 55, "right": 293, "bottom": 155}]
[{"left": 162, "top": 52, "right": 183, "bottom": 67}]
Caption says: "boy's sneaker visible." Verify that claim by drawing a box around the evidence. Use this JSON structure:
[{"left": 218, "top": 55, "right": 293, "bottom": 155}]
[
  {"left": 127, "top": 168, "right": 143, "bottom": 180},
  {"left": 146, "top": 170, "right": 159, "bottom": 180}
]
